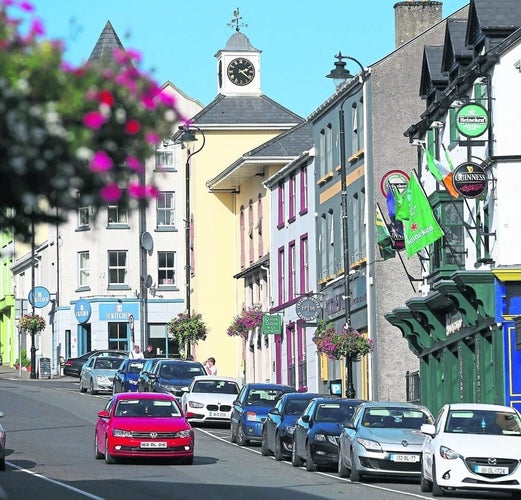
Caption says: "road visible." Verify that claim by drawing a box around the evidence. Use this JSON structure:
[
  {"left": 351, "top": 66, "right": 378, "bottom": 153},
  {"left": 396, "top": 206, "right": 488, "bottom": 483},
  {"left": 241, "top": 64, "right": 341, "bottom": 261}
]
[{"left": 0, "top": 374, "right": 508, "bottom": 500}]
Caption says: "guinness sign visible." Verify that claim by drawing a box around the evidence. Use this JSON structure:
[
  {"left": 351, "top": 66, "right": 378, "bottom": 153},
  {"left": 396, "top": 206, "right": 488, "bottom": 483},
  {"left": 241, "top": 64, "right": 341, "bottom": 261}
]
[{"left": 453, "top": 162, "right": 487, "bottom": 199}]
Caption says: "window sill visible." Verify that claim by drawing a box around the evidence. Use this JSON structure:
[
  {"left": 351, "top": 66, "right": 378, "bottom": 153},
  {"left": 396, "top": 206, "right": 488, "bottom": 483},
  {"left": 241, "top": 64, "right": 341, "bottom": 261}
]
[
  {"left": 75, "top": 286, "right": 91, "bottom": 293},
  {"left": 155, "top": 226, "right": 178, "bottom": 232},
  {"left": 106, "top": 224, "right": 130, "bottom": 229},
  {"left": 107, "top": 285, "right": 131, "bottom": 290},
  {"left": 76, "top": 225, "right": 90, "bottom": 232}
]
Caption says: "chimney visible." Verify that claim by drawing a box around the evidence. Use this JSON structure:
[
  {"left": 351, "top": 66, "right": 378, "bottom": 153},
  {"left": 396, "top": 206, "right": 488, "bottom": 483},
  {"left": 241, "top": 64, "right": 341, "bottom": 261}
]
[{"left": 394, "top": 1, "right": 443, "bottom": 48}]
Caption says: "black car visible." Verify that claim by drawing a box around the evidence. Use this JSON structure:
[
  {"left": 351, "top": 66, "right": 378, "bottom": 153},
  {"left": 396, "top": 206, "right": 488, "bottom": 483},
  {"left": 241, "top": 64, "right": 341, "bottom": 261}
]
[
  {"left": 291, "top": 397, "right": 364, "bottom": 472},
  {"left": 261, "top": 392, "right": 321, "bottom": 460},
  {"left": 112, "top": 358, "right": 146, "bottom": 394},
  {"left": 136, "top": 357, "right": 161, "bottom": 392},
  {"left": 62, "top": 349, "right": 127, "bottom": 377},
  {"left": 145, "top": 359, "right": 206, "bottom": 398}
]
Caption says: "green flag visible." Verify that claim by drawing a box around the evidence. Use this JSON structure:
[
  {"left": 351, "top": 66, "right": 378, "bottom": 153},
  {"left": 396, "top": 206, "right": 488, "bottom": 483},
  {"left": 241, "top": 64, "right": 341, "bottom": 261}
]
[
  {"left": 375, "top": 204, "right": 395, "bottom": 260},
  {"left": 395, "top": 172, "right": 444, "bottom": 258},
  {"left": 392, "top": 184, "right": 410, "bottom": 221}
]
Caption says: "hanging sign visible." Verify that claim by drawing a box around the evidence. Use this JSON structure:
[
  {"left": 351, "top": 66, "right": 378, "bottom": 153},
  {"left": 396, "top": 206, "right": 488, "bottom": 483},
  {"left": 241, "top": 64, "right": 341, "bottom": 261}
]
[
  {"left": 453, "top": 162, "right": 487, "bottom": 199},
  {"left": 28, "top": 286, "right": 50, "bottom": 308},
  {"left": 455, "top": 103, "right": 489, "bottom": 138},
  {"left": 295, "top": 296, "right": 321, "bottom": 322},
  {"left": 261, "top": 314, "right": 282, "bottom": 335}
]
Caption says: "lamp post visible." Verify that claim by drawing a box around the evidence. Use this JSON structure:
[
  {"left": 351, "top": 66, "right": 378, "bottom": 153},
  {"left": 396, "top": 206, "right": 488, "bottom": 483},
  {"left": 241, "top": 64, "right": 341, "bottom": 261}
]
[
  {"left": 175, "top": 125, "right": 206, "bottom": 354},
  {"left": 326, "top": 52, "right": 366, "bottom": 398}
]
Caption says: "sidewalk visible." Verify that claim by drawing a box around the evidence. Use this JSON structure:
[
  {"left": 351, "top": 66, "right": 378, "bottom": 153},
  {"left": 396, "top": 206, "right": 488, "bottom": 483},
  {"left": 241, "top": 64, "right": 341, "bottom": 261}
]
[{"left": 0, "top": 363, "right": 63, "bottom": 380}]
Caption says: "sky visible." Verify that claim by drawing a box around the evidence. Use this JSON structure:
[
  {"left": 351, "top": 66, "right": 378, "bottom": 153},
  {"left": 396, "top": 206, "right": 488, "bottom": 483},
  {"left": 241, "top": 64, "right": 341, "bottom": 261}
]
[{"left": 27, "top": 0, "right": 468, "bottom": 118}]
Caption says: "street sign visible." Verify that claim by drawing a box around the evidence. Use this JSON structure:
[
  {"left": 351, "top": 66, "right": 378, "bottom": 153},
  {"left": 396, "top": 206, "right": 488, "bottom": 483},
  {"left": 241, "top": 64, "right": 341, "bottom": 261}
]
[
  {"left": 28, "top": 286, "right": 51, "bottom": 308},
  {"left": 262, "top": 314, "right": 282, "bottom": 335}
]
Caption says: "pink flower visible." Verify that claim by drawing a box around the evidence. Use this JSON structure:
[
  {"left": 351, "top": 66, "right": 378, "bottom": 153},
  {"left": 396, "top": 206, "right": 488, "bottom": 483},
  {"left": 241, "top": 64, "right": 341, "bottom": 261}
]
[
  {"left": 30, "top": 19, "right": 44, "bottom": 36},
  {"left": 125, "top": 119, "right": 141, "bottom": 135},
  {"left": 19, "top": 1, "right": 34, "bottom": 12},
  {"left": 126, "top": 155, "right": 143, "bottom": 172},
  {"left": 158, "top": 92, "right": 177, "bottom": 107},
  {"left": 90, "top": 151, "right": 113, "bottom": 172},
  {"left": 100, "top": 183, "right": 121, "bottom": 202},
  {"left": 128, "top": 182, "right": 147, "bottom": 198},
  {"left": 83, "top": 111, "right": 106, "bottom": 129},
  {"left": 145, "top": 131, "right": 160, "bottom": 145}
]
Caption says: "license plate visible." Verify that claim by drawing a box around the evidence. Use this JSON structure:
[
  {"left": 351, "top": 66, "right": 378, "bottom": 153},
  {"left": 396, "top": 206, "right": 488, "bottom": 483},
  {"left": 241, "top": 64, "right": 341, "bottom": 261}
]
[
  {"left": 140, "top": 441, "right": 167, "bottom": 449},
  {"left": 389, "top": 454, "right": 420, "bottom": 463},
  {"left": 474, "top": 465, "right": 509, "bottom": 475},
  {"left": 209, "top": 411, "right": 228, "bottom": 417}
]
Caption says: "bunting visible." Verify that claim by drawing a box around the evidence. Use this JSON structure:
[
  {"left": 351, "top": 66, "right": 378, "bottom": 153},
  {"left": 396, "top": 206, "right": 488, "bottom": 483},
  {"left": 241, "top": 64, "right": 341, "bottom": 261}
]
[
  {"left": 424, "top": 147, "right": 459, "bottom": 198},
  {"left": 375, "top": 204, "right": 395, "bottom": 260},
  {"left": 395, "top": 171, "right": 444, "bottom": 258}
]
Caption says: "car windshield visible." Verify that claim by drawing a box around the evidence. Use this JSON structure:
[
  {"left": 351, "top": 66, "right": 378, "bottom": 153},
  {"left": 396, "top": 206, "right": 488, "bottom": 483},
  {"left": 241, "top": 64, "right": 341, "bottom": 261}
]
[
  {"left": 114, "top": 399, "right": 181, "bottom": 417},
  {"left": 362, "top": 407, "right": 432, "bottom": 429},
  {"left": 445, "top": 410, "right": 521, "bottom": 435},
  {"left": 193, "top": 380, "right": 239, "bottom": 394},
  {"left": 284, "top": 399, "right": 314, "bottom": 416},
  {"left": 127, "top": 360, "right": 145, "bottom": 374},
  {"left": 315, "top": 403, "right": 358, "bottom": 422},
  {"left": 247, "top": 389, "right": 286, "bottom": 406},
  {"left": 94, "top": 358, "right": 123, "bottom": 370},
  {"left": 160, "top": 364, "right": 205, "bottom": 379}
]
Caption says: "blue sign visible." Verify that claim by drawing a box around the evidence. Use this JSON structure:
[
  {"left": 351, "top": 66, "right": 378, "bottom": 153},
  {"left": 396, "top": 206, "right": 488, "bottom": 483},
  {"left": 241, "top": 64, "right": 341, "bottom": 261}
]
[
  {"left": 99, "top": 303, "right": 139, "bottom": 322},
  {"left": 28, "top": 286, "right": 51, "bottom": 308},
  {"left": 75, "top": 299, "right": 92, "bottom": 324}
]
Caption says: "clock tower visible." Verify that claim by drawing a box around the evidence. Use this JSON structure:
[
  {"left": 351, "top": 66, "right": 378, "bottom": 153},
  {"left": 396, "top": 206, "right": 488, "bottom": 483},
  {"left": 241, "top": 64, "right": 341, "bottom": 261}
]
[{"left": 215, "top": 10, "right": 261, "bottom": 96}]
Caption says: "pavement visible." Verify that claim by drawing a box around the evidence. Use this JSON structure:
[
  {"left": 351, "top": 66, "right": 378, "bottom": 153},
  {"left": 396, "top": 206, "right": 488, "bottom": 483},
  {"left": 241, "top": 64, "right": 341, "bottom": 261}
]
[{"left": 0, "top": 363, "right": 65, "bottom": 381}]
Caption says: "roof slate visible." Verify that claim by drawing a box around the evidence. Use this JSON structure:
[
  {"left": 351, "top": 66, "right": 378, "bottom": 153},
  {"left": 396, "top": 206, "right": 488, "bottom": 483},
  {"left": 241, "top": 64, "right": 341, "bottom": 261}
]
[
  {"left": 192, "top": 94, "right": 303, "bottom": 126},
  {"left": 88, "top": 21, "right": 125, "bottom": 63}
]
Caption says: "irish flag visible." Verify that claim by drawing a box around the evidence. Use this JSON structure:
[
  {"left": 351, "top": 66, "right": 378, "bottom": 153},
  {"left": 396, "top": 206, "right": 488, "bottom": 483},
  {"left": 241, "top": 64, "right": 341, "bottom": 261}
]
[{"left": 424, "top": 148, "right": 459, "bottom": 198}]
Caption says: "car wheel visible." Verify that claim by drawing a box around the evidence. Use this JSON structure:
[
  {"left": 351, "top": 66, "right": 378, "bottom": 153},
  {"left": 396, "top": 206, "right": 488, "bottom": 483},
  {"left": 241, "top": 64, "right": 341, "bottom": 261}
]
[
  {"left": 260, "top": 427, "right": 271, "bottom": 456},
  {"left": 90, "top": 379, "right": 97, "bottom": 395},
  {"left": 305, "top": 443, "right": 317, "bottom": 472},
  {"left": 104, "top": 438, "right": 115, "bottom": 464},
  {"left": 230, "top": 422, "right": 237, "bottom": 444},
  {"left": 274, "top": 434, "right": 284, "bottom": 461},
  {"left": 291, "top": 437, "right": 303, "bottom": 467},
  {"left": 512, "top": 491, "right": 521, "bottom": 500},
  {"left": 350, "top": 449, "right": 361, "bottom": 482},
  {"left": 432, "top": 460, "right": 444, "bottom": 497},
  {"left": 338, "top": 444, "right": 349, "bottom": 478},
  {"left": 420, "top": 460, "right": 432, "bottom": 492},
  {"left": 0, "top": 453, "right": 5, "bottom": 471},
  {"left": 94, "top": 433, "right": 103, "bottom": 459},
  {"left": 236, "top": 424, "right": 249, "bottom": 446},
  {"left": 79, "top": 378, "right": 87, "bottom": 393}
]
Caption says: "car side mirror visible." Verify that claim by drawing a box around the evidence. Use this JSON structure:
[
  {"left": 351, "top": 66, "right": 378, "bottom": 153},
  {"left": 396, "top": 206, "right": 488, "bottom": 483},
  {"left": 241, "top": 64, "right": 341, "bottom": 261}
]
[
  {"left": 97, "top": 410, "right": 110, "bottom": 418},
  {"left": 181, "top": 386, "right": 189, "bottom": 393},
  {"left": 301, "top": 414, "right": 310, "bottom": 423},
  {"left": 420, "top": 423, "right": 436, "bottom": 436},
  {"left": 343, "top": 421, "right": 356, "bottom": 429},
  {"left": 268, "top": 408, "right": 280, "bottom": 416}
]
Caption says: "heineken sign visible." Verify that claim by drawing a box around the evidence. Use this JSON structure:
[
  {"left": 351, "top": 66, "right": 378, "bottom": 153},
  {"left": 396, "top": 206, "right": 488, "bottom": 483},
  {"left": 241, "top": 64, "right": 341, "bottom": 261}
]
[
  {"left": 455, "top": 103, "right": 489, "bottom": 138},
  {"left": 453, "top": 162, "right": 487, "bottom": 198}
]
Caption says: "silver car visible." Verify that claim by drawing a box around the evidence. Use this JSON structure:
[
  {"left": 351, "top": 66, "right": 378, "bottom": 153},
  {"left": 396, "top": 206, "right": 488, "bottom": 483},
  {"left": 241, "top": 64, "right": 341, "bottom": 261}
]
[
  {"left": 338, "top": 401, "right": 434, "bottom": 481},
  {"left": 79, "top": 356, "right": 124, "bottom": 395}
]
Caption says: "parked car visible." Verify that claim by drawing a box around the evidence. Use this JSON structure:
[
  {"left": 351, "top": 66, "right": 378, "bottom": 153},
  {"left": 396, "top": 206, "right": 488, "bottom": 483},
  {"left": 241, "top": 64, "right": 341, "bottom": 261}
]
[
  {"left": 136, "top": 357, "right": 161, "bottom": 392},
  {"left": 63, "top": 349, "right": 127, "bottom": 377},
  {"left": 94, "top": 392, "right": 194, "bottom": 464},
  {"left": 146, "top": 359, "right": 206, "bottom": 398},
  {"left": 338, "top": 401, "right": 434, "bottom": 481},
  {"left": 420, "top": 403, "right": 521, "bottom": 498},
  {"left": 0, "top": 411, "right": 5, "bottom": 471},
  {"left": 261, "top": 392, "right": 321, "bottom": 460},
  {"left": 112, "top": 358, "right": 146, "bottom": 394},
  {"left": 79, "top": 355, "right": 125, "bottom": 394},
  {"left": 292, "top": 397, "right": 364, "bottom": 472},
  {"left": 230, "top": 383, "right": 296, "bottom": 446},
  {"left": 180, "top": 375, "right": 241, "bottom": 425}
]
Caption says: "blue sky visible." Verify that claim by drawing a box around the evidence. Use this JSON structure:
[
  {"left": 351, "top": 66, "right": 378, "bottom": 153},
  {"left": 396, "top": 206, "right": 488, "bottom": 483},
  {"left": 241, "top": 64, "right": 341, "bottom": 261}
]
[{"left": 28, "top": 0, "right": 468, "bottom": 118}]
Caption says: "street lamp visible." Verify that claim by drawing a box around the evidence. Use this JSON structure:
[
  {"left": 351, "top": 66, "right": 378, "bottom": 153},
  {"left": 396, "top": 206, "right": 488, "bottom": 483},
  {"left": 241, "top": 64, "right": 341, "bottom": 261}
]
[
  {"left": 326, "top": 52, "right": 367, "bottom": 398},
  {"left": 175, "top": 124, "right": 206, "bottom": 335}
]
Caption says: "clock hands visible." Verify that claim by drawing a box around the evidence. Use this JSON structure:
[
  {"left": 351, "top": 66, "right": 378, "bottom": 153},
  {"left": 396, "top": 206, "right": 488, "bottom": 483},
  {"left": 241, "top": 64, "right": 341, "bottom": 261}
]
[{"left": 238, "top": 68, "right": 253, "bottom": 80}]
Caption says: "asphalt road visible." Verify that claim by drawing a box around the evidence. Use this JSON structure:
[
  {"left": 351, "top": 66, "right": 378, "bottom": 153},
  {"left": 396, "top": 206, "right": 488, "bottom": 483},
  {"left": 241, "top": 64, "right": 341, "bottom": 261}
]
[{"left": 0, "top": 371, "right": 510, "bottom": 500}]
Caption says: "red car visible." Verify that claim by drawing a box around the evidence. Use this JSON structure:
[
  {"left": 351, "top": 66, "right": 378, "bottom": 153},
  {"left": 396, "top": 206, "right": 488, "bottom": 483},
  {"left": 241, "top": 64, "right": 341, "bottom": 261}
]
[{"left": 95, "top": 392, "right": 194, "bottom": 464}]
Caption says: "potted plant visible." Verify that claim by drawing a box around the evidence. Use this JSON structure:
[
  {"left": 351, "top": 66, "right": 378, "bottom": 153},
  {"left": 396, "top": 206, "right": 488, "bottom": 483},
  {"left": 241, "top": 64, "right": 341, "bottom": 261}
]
[
  {"left": 167, "top": 312, "right": 208, "bottom": 357},
  {"left": 226, "top": 307, "right": 263, "bottom": 339},
  {"left": 312, "top": 320, "right": 374, "bottom": 361},
  {"left": 18, "top": 314, "right": 46, "bottom": 334},
  {"left": 15, "top": 349, "right": 31, "bottom": 371}
]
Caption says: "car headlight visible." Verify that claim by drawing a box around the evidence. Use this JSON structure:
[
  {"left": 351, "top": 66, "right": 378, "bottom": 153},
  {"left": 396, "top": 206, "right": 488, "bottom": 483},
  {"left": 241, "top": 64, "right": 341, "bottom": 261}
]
[
  {"left": 356, "top": 437, "right": 383, "bottom": 452},
  {"left": 96, "top": 375, "right": 110, "bottom": 383},
  {"left": 188, "top": 401, "right": 204, "bottom": 409},
  {"left": 128, "top": 380, "right": 137, "bottom": 385},
  {"left": 159, "top": 382, "right": 175, "bottom": 391},
  {"left": 287, "top": 426, "right": 295, "bottom": 435},
  {"left": 113, "top": 429, "right": 133, "bottom": 438},
  {"left": 246, "top": 411, "right": 258, "bottom": 421},
  {"left": 314, "top": 433, "right": 326, "bottom": 441},
  {"left": 439, "top": 445, "right": 462, "bottom": 460},
  {"left": 173, "top": 430, "right": 192, "bottom": 439}
]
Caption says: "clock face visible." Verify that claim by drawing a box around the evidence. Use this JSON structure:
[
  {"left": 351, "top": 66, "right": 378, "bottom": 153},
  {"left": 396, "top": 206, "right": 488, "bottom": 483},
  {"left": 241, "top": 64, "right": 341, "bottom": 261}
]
[{"left": 227, "top": 58, "right": 255, "bottom": 86}]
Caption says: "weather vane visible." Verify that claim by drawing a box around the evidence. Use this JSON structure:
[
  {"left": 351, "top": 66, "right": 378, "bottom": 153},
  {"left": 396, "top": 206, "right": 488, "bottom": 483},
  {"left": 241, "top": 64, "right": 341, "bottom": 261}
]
[{"left": 227, "top": 7, "right": 247, "bottom": 32}]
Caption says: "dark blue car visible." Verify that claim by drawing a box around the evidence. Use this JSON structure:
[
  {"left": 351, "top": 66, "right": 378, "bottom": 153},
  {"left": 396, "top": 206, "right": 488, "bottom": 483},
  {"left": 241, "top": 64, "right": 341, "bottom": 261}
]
[
  {"left": 230, "top": 383, "right": 296, "bottom": 446},
  {"left": 147, "top": 359, "right": 206, "bottom": 399},
  {"left": 112, "top": 358, "right": 146, "bottom": 394},
  {"left": 261, "top": 392, "right": 321, "bottom": 460},
  {"left": 292, "top": 397, "right": 364, "bottom": 472}
]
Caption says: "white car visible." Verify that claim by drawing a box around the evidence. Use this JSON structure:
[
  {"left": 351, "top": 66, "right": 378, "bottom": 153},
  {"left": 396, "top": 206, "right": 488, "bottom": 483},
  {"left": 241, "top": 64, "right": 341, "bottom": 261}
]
[
  {"left": 180, "top": 375, "right": 241, "bottom": 425},
  {"left": 420, "top": 403, "right": 521, "bottom": 499}
]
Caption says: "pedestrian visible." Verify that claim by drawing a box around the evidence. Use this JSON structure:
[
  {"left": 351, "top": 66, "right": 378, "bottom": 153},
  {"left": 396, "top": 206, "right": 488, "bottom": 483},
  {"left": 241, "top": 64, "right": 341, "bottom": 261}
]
[
  {"left": 185, "top": 354, "right": 194, "bottom": 361},
  {"left": 144, "top": 344, "right": 155, "bottom": 358},
  {"left": 130, "top": 344, "right": 144, "bottom": 359},
  {"left": 204, "top": 357, "right": 217, "bottom": 375}
]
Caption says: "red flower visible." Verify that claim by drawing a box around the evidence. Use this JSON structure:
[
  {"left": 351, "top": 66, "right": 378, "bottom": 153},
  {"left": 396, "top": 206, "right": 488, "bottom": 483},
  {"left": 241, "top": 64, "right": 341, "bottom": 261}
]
[
  {"left": 125, "top": 119, "right": 140, "bottom": 135},
  {"left": 97, "top": 89, "right": 114, "bottom": 106}
]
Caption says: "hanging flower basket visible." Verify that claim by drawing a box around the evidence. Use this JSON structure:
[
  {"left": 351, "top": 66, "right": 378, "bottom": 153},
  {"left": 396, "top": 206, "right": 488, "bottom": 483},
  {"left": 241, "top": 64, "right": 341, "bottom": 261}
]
[
  {"left": 18, "top": 314, "right": 46, "bottom": 334},
  {"left": 167, "top": 312, "right": 208, "bottom": 347},
  {"left": 226, "top": 307, "right": 262, "bottom": 338},
  {"left": 312, "top": 320, "right": 374, "bottom": 361}
]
